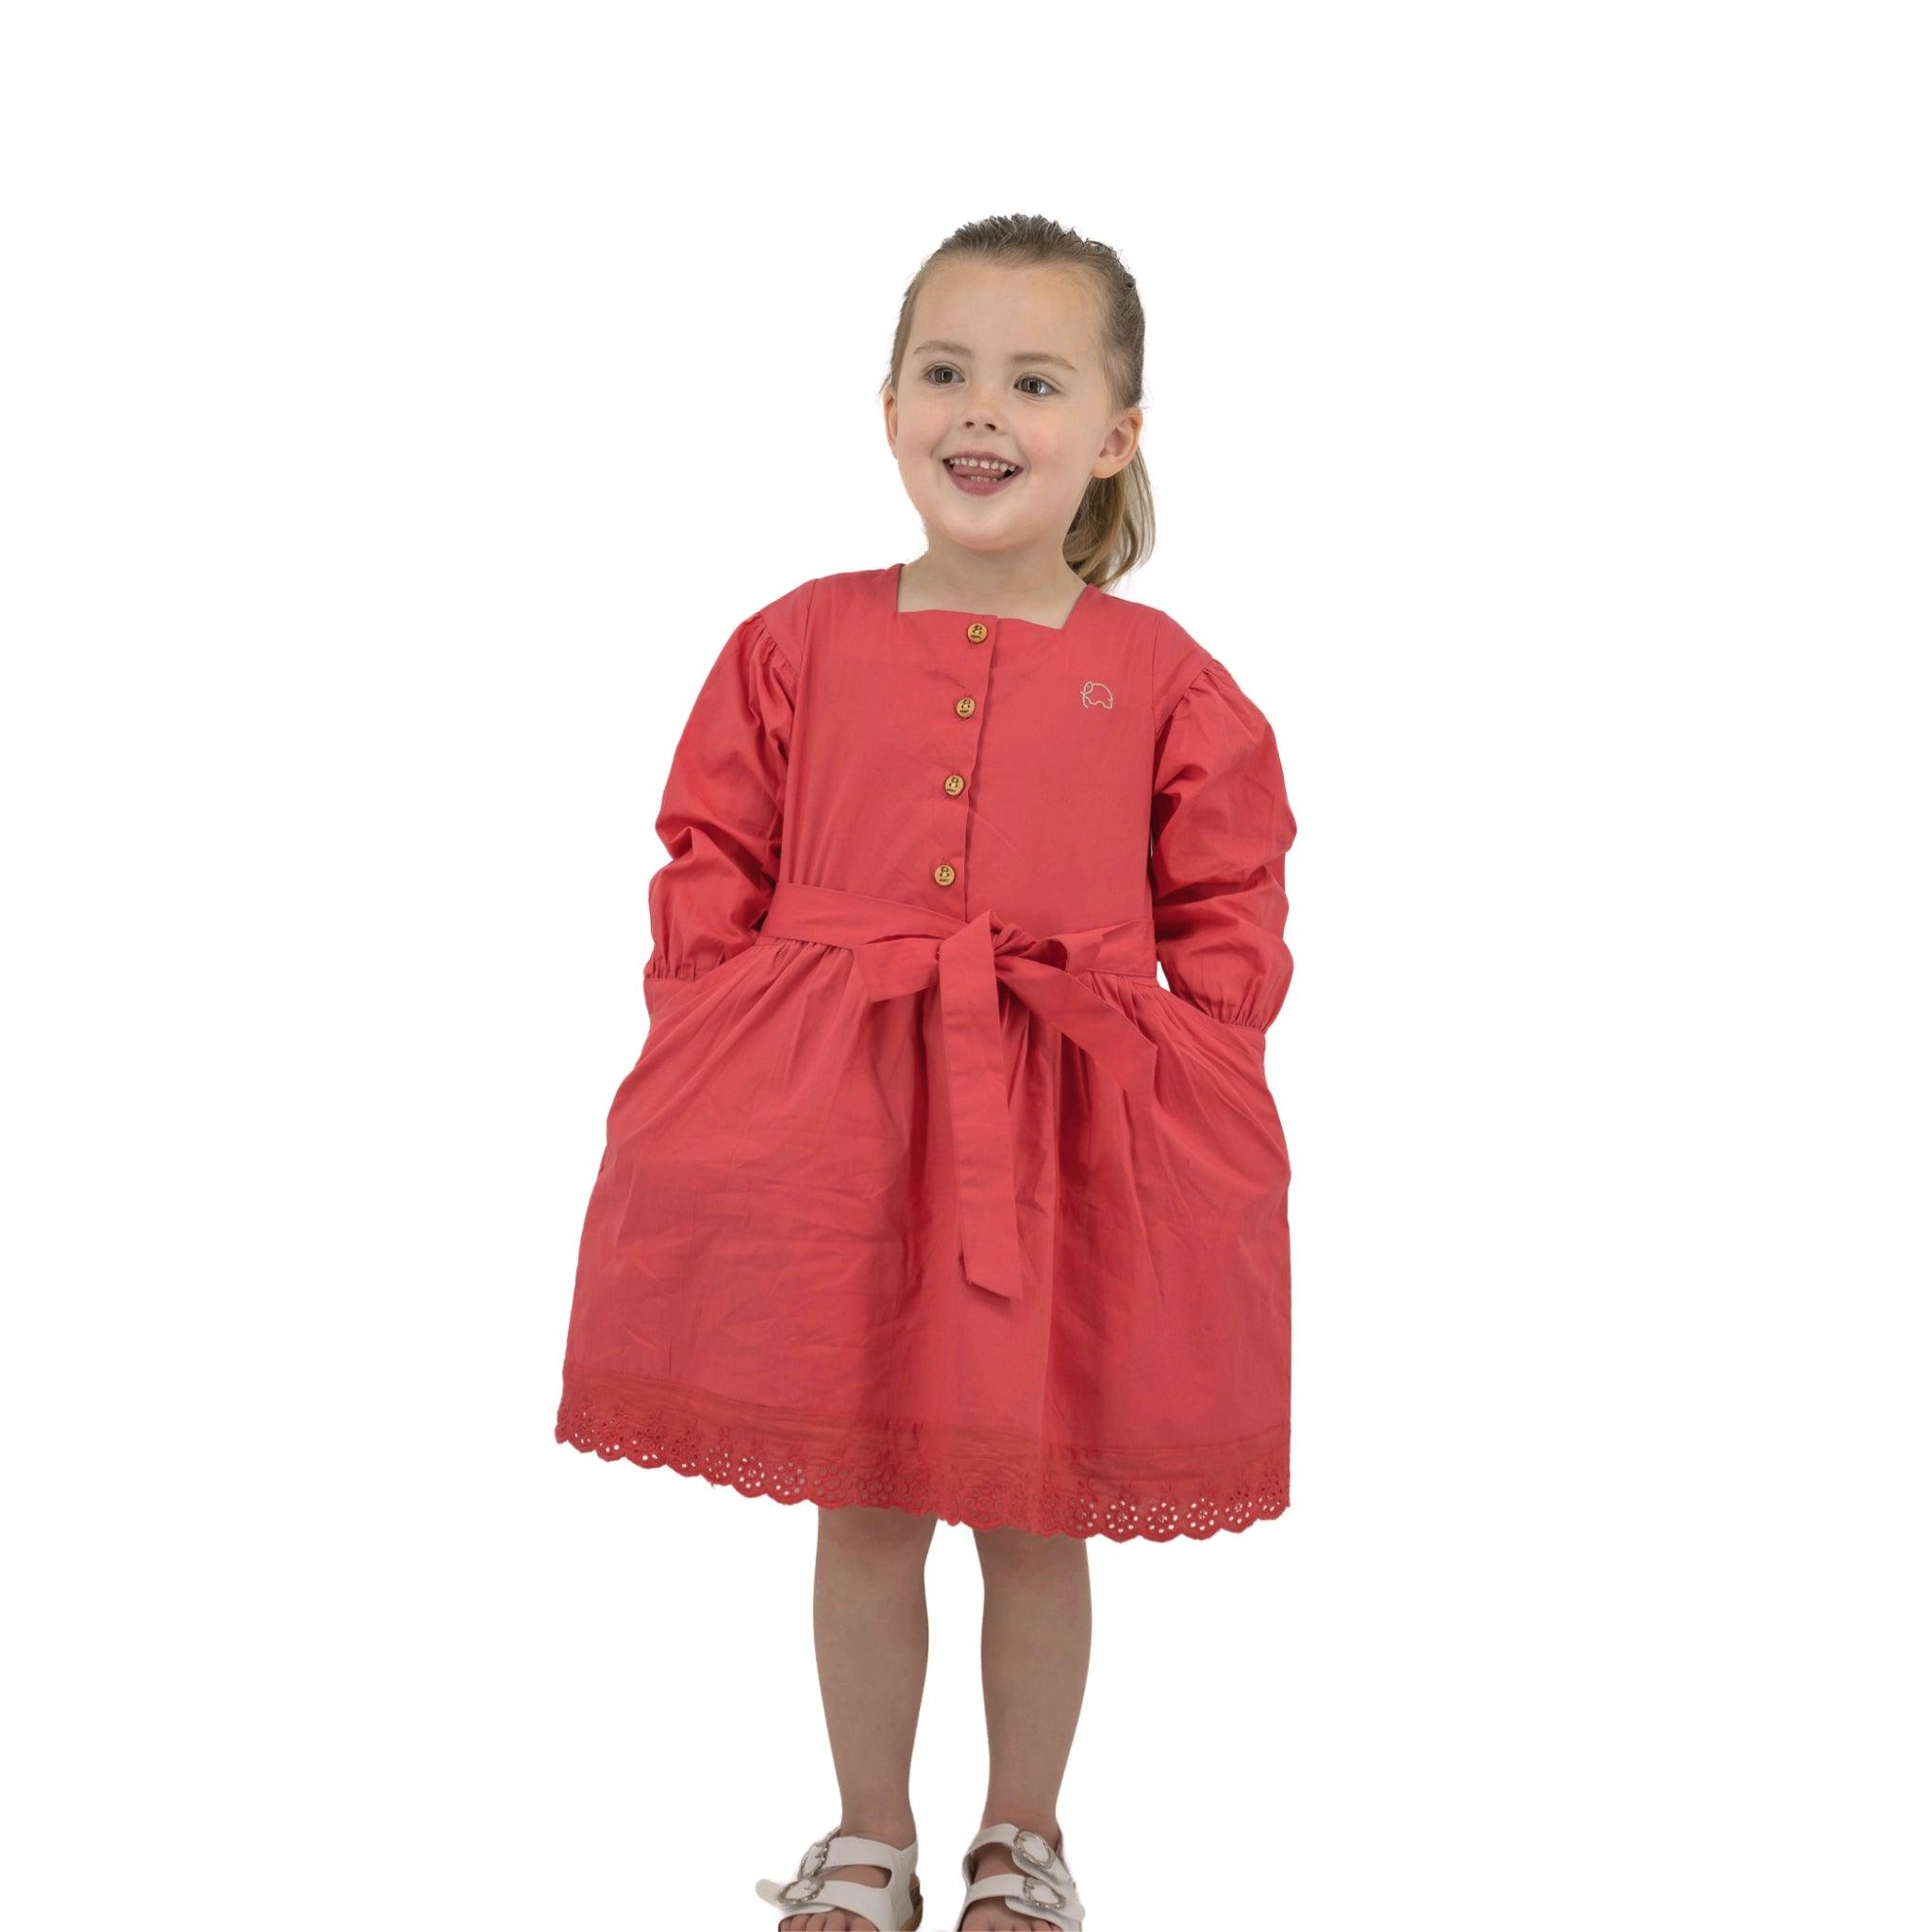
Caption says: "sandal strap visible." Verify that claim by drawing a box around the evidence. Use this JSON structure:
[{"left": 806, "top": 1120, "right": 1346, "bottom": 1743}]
[
  {"left": 958, "top": 1822, "right": 1076, "bottom": 1889},
  {"left": 759, "top": 1875, "right": 901, "bottom": 1920},
  {"left": 957, "top": 1871, "right": 1084, "bottom": 1931},
  {"left": 955, "top": 1823, "right": 1083, "bottom": 1930},
  {"left": 757, "top": 1825, "right": 921, "bottom": 1924},
  {"left": 823, "top": 1832, "right": 918, "bottom": 1875}
]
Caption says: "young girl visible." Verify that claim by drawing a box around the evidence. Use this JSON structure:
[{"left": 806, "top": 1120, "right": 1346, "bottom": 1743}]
[{"left": 554, "top": 213, "right": 1296, "bottom": 1932}]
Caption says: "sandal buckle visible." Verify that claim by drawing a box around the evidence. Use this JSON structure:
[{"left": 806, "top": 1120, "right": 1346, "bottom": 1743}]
[
  {"left": 1013, "top": 1830, "right": 1057, "bottom": 1874},
  {"left": 1020, "top": 1874, "right": 1065, "bottom": 1910},
  {"left": 780, "top": 1875, "right": 824, "bottom": 1905}
]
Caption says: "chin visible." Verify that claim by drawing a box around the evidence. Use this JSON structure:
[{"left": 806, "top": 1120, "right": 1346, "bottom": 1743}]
[{"left": 933, "top": 518, "right": 1030, "bottom": 554}]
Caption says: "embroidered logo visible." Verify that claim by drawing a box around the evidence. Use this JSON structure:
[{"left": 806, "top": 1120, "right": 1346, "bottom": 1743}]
[{"left": 1079, "top": 679, "right": 1114, "bottom": 709}]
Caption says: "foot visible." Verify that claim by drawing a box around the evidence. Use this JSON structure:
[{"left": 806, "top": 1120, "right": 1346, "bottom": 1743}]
[
  {"left": 959, "top": 1829, "right": 1063, "bottom": 1931},
  {"left": 777, "top": 1825, "right": 922, "bottom": 1932}
]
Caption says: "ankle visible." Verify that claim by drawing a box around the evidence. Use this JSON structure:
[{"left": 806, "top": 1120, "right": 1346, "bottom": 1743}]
[
  {"left": 978, "top": 1809, "right": 1060, "bottom": 1849},
  {"left": 834, "top": 1815, "right": 918, "bottom": 1850}
]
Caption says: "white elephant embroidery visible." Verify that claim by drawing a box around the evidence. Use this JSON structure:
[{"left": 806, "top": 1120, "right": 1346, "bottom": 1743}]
[{"left": 1080, "top": 679, "right": 1114, "bottom": 709}]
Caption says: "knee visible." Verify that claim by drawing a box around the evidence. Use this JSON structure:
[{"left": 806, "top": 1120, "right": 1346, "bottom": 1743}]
[
  {"left": 972, "top": 1522, "right": 1082, "bottom": 1569},
  {"left": 817, "top": 1502, "right": 940, "bottom": 1557}
]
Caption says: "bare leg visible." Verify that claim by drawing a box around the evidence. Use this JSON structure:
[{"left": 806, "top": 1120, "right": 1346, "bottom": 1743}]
[
  {"left": 778, "top": 1502, "right": 940, "bottom": 1932},
  {"left": 960, "top": 1525, "right": 1091, "bottom": 1930}
]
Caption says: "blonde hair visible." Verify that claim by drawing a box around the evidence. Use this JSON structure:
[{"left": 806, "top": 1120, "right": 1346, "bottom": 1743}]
[{"left": 881, "top": 213, "right": 1154, "bottom": 591}]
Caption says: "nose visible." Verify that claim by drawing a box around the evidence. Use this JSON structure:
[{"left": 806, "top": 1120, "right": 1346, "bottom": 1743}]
[{"left": 959, "top": 376, "right": 1004, "bottom": 429}]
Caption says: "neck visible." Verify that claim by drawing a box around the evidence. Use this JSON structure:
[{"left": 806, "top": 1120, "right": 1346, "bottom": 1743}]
[{"left": 899, "top": 552, "right": 1087, "bottom": 624}]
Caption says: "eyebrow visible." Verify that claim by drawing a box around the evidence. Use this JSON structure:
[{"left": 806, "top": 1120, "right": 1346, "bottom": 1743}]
[{"left": 911, "top": 339, "right": 1079, "bottom": 373}]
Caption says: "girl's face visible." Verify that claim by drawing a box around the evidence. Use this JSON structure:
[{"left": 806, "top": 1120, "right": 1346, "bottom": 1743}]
[{"left": 885, "top": 260, "right": 1141, "bottom": 570}]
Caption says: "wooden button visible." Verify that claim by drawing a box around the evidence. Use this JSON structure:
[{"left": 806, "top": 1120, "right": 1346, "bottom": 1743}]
[
  {"left": 955, "top": 694, "right": 976, "bottom": 717},
  {"left": 933, "top": 861, "right": 957, "bottom": 887},
  {"left": 943, "top": 772, "right": 965, "bottom": 796},
  {"left": 966, "top": 621, "right": 988, "bottom": 642}
]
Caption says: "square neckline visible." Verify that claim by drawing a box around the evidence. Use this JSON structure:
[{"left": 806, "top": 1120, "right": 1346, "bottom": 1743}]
[{"left": 889, "top": 561, "right": 1098, "bottom": 634}]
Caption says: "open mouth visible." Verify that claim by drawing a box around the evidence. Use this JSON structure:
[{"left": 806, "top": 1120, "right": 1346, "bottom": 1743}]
[{"left": 943, "top": 456, "right": 1023, "bottom": 495}]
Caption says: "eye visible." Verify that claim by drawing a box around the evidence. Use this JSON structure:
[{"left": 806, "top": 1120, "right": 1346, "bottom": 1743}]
[{"left": 921, "top": 364, "right": 1058, "bottom": 397}]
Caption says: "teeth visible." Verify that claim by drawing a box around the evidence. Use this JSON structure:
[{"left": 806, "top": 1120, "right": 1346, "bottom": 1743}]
[{"left": 948, "top": 457, "right": 1017, "bottom": 475}]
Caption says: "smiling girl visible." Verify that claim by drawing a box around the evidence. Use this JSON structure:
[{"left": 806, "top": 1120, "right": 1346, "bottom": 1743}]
[{"left": 555, "top": 213, "right": 1298, "bottom": 1931}]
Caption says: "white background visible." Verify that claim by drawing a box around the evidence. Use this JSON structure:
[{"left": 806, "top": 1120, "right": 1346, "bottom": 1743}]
[{"left": 5, "top": 3, "right": 1927, "bottom": 1926}]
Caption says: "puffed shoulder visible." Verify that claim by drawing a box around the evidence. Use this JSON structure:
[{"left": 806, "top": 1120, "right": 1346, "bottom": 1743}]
[
  {"left": 743, "top": 575, "right": 819, "bottom": 678},
  {"left": 1149, "top": 610, "right": 1217, "bottom": 719},
  {"left": 731, "top": 606, "right": 798, "bottom": 698},
  {"left": 1155, "top": 651, "right": 1278, "bottom": 746}
]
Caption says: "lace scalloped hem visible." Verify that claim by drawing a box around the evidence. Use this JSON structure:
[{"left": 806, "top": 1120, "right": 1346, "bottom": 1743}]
[{"left": 554, "top": 1370, "right": 1289, "bottom": 1543}]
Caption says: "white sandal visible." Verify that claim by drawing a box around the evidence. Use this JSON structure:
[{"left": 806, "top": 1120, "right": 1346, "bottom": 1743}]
[
  {"left": 756, "top": 1824, "right": 925, "bottom": 1929},
  {"left": 953, "top": 1823, "right": 1085, "bottom": 1931}
]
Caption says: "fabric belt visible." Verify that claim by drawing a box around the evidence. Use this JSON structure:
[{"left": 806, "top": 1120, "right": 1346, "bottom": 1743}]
[{"left": 756, "top": 879, "right": 1159, "bottom": 1301}]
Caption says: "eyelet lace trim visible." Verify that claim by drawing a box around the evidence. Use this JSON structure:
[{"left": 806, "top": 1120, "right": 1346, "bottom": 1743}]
[{"left": 554, "top": 1374, "right": 1288, "bottom": 1543}]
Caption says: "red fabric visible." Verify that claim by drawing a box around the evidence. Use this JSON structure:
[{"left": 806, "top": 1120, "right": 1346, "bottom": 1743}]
[{"left": 556, "top": 565, "right": 1297, "bottom": 1541}]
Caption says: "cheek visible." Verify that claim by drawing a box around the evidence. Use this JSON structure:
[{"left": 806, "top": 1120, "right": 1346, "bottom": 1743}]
[
  {"left": 895, "top": 395, "right": 947, "bottom": 460},
  {"left": 1025, "top": 435, "right": 1081, "bottom": 481}
]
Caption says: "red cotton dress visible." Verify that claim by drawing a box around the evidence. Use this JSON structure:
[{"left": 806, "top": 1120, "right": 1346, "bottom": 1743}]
[{"left": 554, "top": 563, "right": 1296, "bottom": 1542}]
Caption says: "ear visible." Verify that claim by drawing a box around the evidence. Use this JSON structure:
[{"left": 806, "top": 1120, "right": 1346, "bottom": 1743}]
[{"left": 1094, "top": 403, "right": 1143, "bottom": 480}]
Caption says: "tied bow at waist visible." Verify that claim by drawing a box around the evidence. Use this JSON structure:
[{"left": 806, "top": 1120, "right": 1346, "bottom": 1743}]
[{"left": 756, "top": 879, "right": 1158, "bottom": 1301}]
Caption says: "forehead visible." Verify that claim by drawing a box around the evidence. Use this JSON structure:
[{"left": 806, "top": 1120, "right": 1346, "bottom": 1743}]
[{"left": 909, "top": 260, "right": 1098, "bottom": 363}]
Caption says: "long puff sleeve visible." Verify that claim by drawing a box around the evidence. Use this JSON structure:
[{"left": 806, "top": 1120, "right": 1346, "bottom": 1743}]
[
  {"left": 641, "top": 610, "right": 794, "bottom": 1024},
  {"left": 1148, "top": 655, "right": 1297, "bottom": 1033}
]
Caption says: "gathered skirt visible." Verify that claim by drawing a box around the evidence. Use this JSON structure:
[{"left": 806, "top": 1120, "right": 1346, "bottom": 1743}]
[{"left": 554, "top": 925, "right": 1291, "bottom": 1542}]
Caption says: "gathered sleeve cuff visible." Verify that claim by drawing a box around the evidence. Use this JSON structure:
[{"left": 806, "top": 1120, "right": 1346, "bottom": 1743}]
[
  {"left": 1148, "top": 655, "right": 1297, "bottom": 1034},
  {"left": 641, "top": 610, "right": 795, "bottom": 1024}
]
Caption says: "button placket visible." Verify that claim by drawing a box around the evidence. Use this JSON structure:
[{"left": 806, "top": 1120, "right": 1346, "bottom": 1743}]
[{"left": 934, "top": 616, "right": 993, "bottom": 895}]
